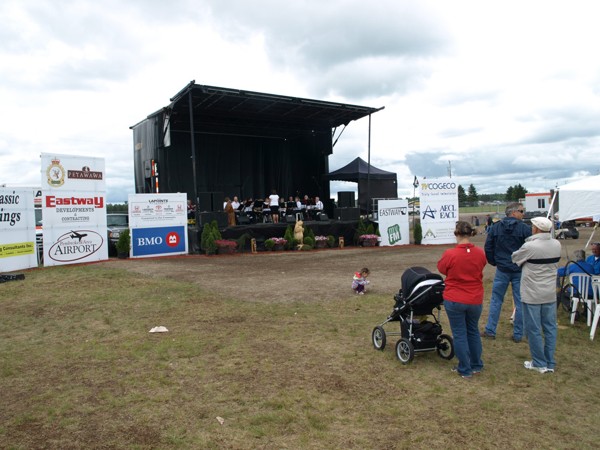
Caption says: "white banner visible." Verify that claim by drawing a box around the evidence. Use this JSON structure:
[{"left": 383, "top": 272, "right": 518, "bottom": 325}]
[
  {"left": 41, "top": 190, "right": 108, "bottom": 265},
  {"left": 128, "top": 193, "right": 188, "bottom": 258},
  {"left": 377, "top": 199, "right": 410, "bottom": 246},
  {"left": 0, "top": 188, "right": 38, "bottom": 272},
  {"left": 419, "top": 177, "right": 459, "bottom": 245},
  {"left": 41, "top": 153, "right": 106, "bottom": 192},
  {"left": 41, "top": 153, "right": 108, "bottom": 266}
]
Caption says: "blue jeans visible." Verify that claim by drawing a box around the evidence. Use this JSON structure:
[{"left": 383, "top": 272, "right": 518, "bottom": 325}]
[
  {"left": 522, "top": 302, "right": 557, "bottom": 369},
  {"left": 444, "top": 300, "right": 484, "bottom": 376},
  {"left": 484, "top": 269, "right": 523, "bottom": 340}
]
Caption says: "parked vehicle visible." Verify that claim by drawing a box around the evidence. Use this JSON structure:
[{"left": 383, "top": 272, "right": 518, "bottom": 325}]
[
  {"left": 107, "top": 213, "right": 129, "bottom": 256},
  {"left": 522, "top": 210, "right": 545, "bottom": 226}
]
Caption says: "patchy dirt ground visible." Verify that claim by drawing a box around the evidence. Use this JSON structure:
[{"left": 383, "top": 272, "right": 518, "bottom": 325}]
[{"left": 98, "top": 225, "right": 595, "bottom": 303}]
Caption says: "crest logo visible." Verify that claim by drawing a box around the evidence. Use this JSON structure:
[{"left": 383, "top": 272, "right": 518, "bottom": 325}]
[{"left": 46, "top": 158, "right": 66, "bottom": 187}]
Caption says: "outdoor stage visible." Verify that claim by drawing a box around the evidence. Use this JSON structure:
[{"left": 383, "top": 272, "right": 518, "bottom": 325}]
[{"left": 188, "top": 219, "right": 362, "bottom": 253}]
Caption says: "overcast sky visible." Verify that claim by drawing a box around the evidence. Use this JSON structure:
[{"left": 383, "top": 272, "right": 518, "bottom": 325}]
[{"left": 1, "top": 0, "right": 599, "bottom": 202}]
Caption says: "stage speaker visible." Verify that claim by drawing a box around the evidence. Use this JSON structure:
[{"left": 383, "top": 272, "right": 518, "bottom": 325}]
[
  {"left": 285, "top": 215, "right": 297, "bottom": 223},
  {"left": 334, "top": 207, "right": 360, "bottom": 221},
  {"left": 317, "top": 213, "right": 329, "bottom": 222},
  {"left": 197, "top": 192, "right": 213, "bottom": 212},
  {"left": 338, "top": 191, "right": 355, "bottom": 208},
  {"left": 198, "top": 212, "right": 228, "bottom": 228},
  {"left": 212, "top": 192, "right": 225, "bottom": 212},
  {"left": 237, "top": 214, "right": 251, "bottom": 225}
]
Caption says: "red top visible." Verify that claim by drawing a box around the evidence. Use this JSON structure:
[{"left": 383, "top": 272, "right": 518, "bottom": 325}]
[{"left": 437, "top": 243, "right": 487, "bottom": 304}]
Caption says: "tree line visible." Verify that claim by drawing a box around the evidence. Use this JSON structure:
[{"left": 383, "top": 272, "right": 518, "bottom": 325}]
[{"left": 457, "top": 183, "right": 528, "bottom": 207}]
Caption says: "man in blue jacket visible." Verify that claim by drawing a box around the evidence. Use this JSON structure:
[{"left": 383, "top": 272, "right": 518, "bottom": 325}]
[
  {"left": 586, "top": 242, "right": 600, "bottom": 274},
  {"left": 482, "top": 202, "right": 532, "bottom": 342}
]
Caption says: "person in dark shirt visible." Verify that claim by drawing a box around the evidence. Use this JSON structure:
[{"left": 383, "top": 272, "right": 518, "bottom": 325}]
[{"left": 481, "top": 202, "right": 532, "bottom": 342}]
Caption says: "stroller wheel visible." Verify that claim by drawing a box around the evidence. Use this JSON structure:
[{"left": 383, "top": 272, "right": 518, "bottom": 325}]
[
  {"left": 372, "top": 326, "right": 386, "bottom": 351},
  {"left": 395, "top": 338, "right": 414, "bottom": 364},
  {"left": 436, "top": 334, "right": 455, "bottom": 360}
]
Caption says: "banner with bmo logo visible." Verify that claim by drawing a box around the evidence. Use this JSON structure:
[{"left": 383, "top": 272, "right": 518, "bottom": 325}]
[
  {"left": 128, "top": 193, "right": 188, "bottom": 258},
  {"left": 131, "top": 226, "right": 186, "bottom": 257}
]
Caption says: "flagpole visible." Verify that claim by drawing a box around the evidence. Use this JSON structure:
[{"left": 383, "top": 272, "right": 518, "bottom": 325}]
[{"left": 412, "top": 176, "right": 418, "bottom": 230}]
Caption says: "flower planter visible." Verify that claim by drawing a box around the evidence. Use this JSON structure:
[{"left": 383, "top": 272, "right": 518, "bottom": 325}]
[
  {"left": 274, "top": 244, "right": 285, "bottom": 251},
  {"left": 361, "top": 240, "right": 377, "bottom": 247},
  {"left": 217, "top": 246, "right": 236, "bottom": 255},
  {"left": 315, "top": 240, "right": 327, "bottom": 249}
]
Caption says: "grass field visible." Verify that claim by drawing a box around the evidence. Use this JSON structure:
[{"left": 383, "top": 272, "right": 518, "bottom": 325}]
[{"left": 2, "top": 254, "right": 600, "bottom": 449}]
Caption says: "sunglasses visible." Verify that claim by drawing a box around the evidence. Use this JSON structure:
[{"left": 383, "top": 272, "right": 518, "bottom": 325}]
[{"left": 517, "top": 210, "right": 525, "bottom": 213}]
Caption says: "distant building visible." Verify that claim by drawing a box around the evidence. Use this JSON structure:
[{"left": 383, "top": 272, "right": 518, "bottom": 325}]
[{"left": 524, "top": 192, "right": 552, "bottom": 212}]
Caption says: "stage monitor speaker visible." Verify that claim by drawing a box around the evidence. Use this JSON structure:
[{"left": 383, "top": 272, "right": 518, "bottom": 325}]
[
  {"left": 338, "top": 191, "right": 355, "bottom": 208},
  {"left": 197, "top": 192, "right": 213, "bottom": 212},
  {"left": 198, "top": 212, "right": 228, "bottom": 228},
  {"left": 212, "top": 192, "right": 225, "bottom": 212},
  {"left": 285, "top": 215, "right": 297, "bottom": 223},
  {"left": 237, "top": 214, "right": 251, "bottom": 225},
  {"left": 317, "top": 213, "right": 329, "bottom": 222},
  {"left": 334, "top": 207, "right": 360, "bottom": 221}
]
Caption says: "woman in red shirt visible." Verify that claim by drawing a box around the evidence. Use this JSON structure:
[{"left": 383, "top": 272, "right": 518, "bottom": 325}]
[{"left": 437, "top": 221, "right": 487, "bottom": 379}]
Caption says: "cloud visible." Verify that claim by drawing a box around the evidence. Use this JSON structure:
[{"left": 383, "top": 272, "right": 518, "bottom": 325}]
[{"left": 2, "top": 0, "right": 600, "bottom": 204}]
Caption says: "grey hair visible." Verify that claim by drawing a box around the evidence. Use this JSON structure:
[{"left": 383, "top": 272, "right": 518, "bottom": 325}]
[
  {"left": 573, "top": 249, "right": 586, "bottom": 261},
  {"left": 505, "top": 202, "right": 523, "bottom": 216}
]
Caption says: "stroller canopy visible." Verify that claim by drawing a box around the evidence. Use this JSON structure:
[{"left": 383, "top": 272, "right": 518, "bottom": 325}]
[{"left": 401, "top": 267, "right": 444, "bottom": 299}]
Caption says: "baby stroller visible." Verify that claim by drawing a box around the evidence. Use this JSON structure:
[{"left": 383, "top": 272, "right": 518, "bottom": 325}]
[{"left": 372, "top": 266, "right": 454, "bottom": 364}]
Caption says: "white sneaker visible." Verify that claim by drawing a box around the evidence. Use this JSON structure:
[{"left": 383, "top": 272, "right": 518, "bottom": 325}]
[{"left": 524, "top": 360, "right": 549, "bottom": 373}]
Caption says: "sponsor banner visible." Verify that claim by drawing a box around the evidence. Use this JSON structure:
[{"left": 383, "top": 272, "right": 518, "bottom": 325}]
[
  {"left": 0, "top": 188, "right": 38, "bottom": 271},
  {"left": 378, "top": 199, "right": 410, "bottom": 246},
  {"left": 41, "top": 153, "right": 106, "bottom": 191},
  {"left": 419, "top": 177, "right": 459, "bottom": 245},
  {"left": 40, "top": 153, "right": 108, "bottom": 266},
  {"left": 131, "top": 226, "right": 187, "bottom": 257},
  {"left": 128, "top": 193, "right": 187, "bottom": 228},
  {"left": 42, "top": 191, "right": 107, "bottom": 227},
  {"left": 128, "top": 193, "right": 188, "bottom": 258},
  {"left": 43, "top": 227, "right": 108, "bottom": 265}
]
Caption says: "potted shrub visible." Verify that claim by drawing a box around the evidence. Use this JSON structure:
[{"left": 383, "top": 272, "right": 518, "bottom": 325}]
[
  {"left": 115, "top": 228, "right": 130, "bottom": 258},
  {"left": 326, "top": 235, "right": 336, "bottom": 248},
  {"left": 264, "top": 238, "right": 276, "bottom": 251},
  {"left": 414, "top": 220, "right": 423, "bottom": 245}
]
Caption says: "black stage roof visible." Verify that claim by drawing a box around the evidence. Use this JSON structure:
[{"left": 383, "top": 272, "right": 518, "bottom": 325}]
[{"left": 139, "top": 80, "right": 383, "bottom": 140}]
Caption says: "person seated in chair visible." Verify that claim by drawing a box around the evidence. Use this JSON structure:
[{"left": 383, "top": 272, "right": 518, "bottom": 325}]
[
  {"left": 262, "top": 197, "right": 272, "bottom": 223},
  {"left": 557, "top": 249, "right": 595, "bottom": 298},
  {"left": 231, "top": 196, "right": 241, "bottom": 211},
  {"left": 586, "top": 242, "right": 600, "bottom": 274},
  {"left": 314, "top": 196, "right": 324, "bottom": 211}
]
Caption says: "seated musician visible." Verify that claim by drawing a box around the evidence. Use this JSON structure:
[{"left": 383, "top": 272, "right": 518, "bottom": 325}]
[
  {"left": 241, "top": 198, "right": 255, "bottom": 223},
  {"left": 314, "top": 196, "right": 324, "bottom": 211},
  {"left": 262, "top": 197, "right": 272, "bottom": 222},
  {"left": 231, "top": 196, "right": 241, "bottom": 210}
]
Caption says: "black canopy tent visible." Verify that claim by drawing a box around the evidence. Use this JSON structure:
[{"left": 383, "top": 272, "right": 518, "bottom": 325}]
[
  {"left": 324, "top": 157, "right": 398, "bottom": 212},
  {"left": 131, "top": 81, "right": 383, "bottom": 211}
]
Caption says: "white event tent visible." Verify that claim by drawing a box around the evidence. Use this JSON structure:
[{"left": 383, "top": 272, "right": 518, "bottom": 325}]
[{"left": 558, "top": 174, "right": 600, "bottom": 222}]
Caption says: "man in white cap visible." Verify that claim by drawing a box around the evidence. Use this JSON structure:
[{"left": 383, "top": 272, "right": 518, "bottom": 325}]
[{"left": 511, "top": 216, "right": 561, "bottom": 374}]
